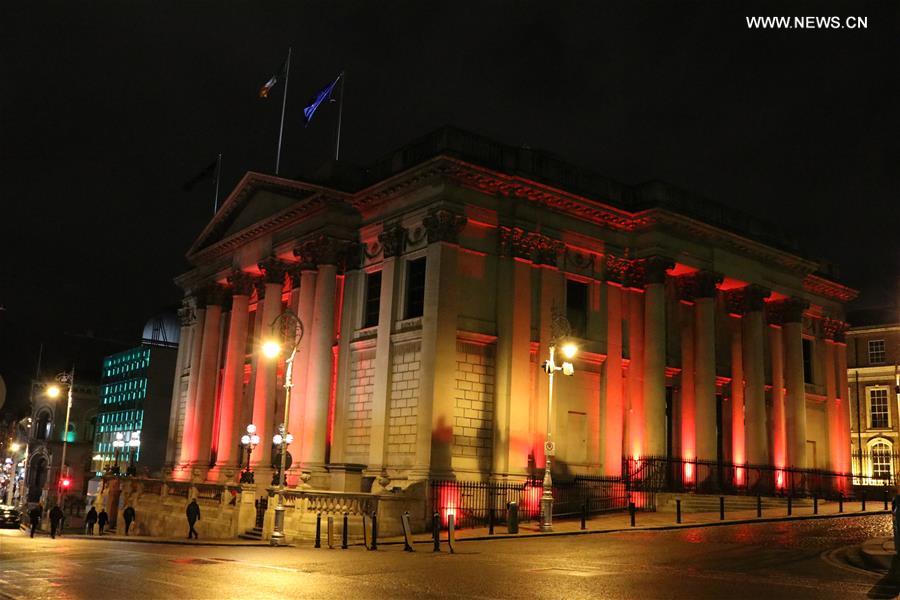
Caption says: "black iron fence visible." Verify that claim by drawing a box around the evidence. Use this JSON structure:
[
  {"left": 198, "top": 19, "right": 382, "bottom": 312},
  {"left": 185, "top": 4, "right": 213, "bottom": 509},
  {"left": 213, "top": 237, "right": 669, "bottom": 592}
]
[
  {"left": 850, "top": 450, "right": 900, "bottom": 487},
  {"left": 623, "top": 456, "right": 854, "bottom": 500},
  {"left": 429, "top": 475, "right": 631, "bottom": 530}
]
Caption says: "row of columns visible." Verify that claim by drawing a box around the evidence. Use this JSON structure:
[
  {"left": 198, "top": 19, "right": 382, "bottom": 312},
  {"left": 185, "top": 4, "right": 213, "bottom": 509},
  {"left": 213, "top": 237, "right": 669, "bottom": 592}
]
[{"left": 171, "top": 236, "right": 356, "bottom": 481}]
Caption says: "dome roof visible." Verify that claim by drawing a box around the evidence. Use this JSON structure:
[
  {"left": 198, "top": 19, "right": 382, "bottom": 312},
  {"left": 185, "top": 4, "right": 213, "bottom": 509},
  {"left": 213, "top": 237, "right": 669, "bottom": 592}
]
[{"left": 142, "top": 310, "right": 181, "bottom": 346}]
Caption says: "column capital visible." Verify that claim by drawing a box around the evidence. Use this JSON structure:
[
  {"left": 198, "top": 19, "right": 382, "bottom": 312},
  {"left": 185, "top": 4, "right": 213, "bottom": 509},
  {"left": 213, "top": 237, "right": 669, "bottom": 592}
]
[
  {"left": 378, "top": 223, "right": 407, "bottom": 258},
  {"left": 766, "top": 297, "right": 808, "bottom": 325},
  {"left": 423, "top": 209, "right": 467, "bottom": 245},
  {"left": 643, "top": 257, "right": 675, "bottom": 285},
  {"left": 293, "top": 235, "right": 360, "bottom": 271},
  {"left": 257, "top": 256, "right": 290, "bottom": 285},
  {"left": 177, "top": 296, "right": 199, "bottom": 326},
  {"left": 498, "top": 226, "right": 564, "bottom": 266},
  {"left": 605, "top": 255, "right": 637, "bottom": 287},
  {"left": 675, "top": 270, "right": 722, "bottom": 301},
  {"left": 724, "top": 284, "right": 771, "bottom": 314},
  {"left": 197, "top": 283, "right": 227, "bottom": 307},
  {"left": 823, "top": 317, "right": 848, "bottom": 342},
  {"left": 227, "top": 270, "right": 257, "bottom": 296}
]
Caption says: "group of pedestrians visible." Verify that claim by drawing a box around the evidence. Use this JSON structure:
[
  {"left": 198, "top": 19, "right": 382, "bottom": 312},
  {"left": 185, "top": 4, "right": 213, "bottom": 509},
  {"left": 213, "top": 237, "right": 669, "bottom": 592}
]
[{"left": 27, "top": 503, "right": 137, "bottom": 538}]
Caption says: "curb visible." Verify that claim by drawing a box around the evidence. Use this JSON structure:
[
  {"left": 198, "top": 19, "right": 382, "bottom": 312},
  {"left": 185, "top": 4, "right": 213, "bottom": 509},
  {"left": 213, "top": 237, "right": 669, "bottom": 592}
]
[
  {"left": 860, "top": 537, "right": 895, "bottom": 572},
  {"left": 378, "top": 510, "right": 891, "bottom": 546}
]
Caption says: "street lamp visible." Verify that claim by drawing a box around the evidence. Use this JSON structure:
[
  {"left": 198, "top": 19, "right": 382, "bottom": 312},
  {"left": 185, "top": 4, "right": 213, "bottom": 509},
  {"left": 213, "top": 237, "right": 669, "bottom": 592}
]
[
  {"left": 111, "top": 432, "right": 125, "bottom": 474},
  {"left": 261, "top": 309, "right": 304, "bottom": 546},
  {"left": 239, "top": 424, "right": 261, "bottom": 484},
  {"left": 538, "top": 315, "right": 577, "bottom": 532},
  {"left": 47, "top": 369, "right": 75, "bottom": 506},
  {"left": 127, "top": 432, "right": 141, "bottom": 476}
]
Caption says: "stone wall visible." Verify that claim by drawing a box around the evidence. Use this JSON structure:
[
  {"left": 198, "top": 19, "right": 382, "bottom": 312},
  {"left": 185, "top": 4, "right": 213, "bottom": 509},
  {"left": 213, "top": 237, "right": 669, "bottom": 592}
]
[
  {"left": 452, "top": 340, "right": 495, "bottom": 471},
  {"left": 387, "top": 341, "right": 421, "bottom": 466},
  {"left": 344, "top": 348, "right": 375, "bottom": 462}
]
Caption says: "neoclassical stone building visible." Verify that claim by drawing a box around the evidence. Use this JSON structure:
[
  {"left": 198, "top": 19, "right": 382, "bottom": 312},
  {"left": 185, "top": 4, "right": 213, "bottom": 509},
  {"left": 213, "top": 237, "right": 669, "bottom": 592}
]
[{"left": 166, "top": 127, "right": 856, "bottom": 497}]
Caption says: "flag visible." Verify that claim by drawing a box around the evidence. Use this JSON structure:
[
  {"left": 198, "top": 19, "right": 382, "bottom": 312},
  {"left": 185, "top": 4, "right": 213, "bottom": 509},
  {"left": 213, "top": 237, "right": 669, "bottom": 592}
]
[
  {"left": 302, "top": 73, "right": 342, "bottom": 127},
  {"left": 259, "top": 59, "right": 287, "bottom": 99},
  {"left": 182, "top": 158, "right": 219, "bottom": 192}
]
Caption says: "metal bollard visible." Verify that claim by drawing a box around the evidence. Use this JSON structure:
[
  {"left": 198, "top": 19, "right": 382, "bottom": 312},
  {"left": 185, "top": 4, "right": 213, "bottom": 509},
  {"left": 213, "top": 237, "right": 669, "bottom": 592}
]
[
  {"left": 363, "top": 513, "right": 370, "bottom": 549},
  {"left": 488, "top": 507, "right": 495, "bottom": 536},
  {"left": 401, "top": 511, "right": 414, "bottom": 552},
  {"left": 370, "top": 511, "right": 378, "bottom": 551},
  {"left": 757, "top": 496, "right": 762, "bottom": 519},
  {"left": 813, "top": 496, "right": 818, "bottom": 515},
  {"left": 432, "top": 512, "right": 441, "bottom": 552},
  {"left": 862, "top": 493, "right": 867, "bottom": 512},
  {"left": 314, "top": 513, "right": 322, "bottom": 548},
  {"left": 885, "top": 490, "right": 890, "bottom": 512},
  {"left": 507, "top": 501, "right": 519, "bottom": 534},
  {"left": 327, "top": 516, "right": 334, "bottom": 549},
  {"left": 581, "top": 503, "right": 587, "bottom": 530},
  {"left": 839, "top": 495, "right": 843, "bottom": 513},
  {"left": 892, "top": 494, "right": 900, "bottom": 554},
  {"left": 447, "top": 514, "right": 456, "bottom": 554},
  {"left": 719, "top": 496, "right": 725, "bottom": 521},
  {"left": 787, "top": 496, "right": 792, "bottom": 516},
  {"left": 342, "top": 513, "right": 348, "bottom": 549},
  {"left": 676, "top": 499, "right": 682, "bottom": 524},
  {"left": 629, "top": 502, "right": 636, "bottom": 527}
]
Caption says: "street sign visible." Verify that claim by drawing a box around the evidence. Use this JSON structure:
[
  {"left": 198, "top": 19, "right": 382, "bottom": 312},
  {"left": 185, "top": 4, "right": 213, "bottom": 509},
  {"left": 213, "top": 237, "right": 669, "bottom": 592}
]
[{"left": 544, "top": 441, "right": 556, "bottom": 456}]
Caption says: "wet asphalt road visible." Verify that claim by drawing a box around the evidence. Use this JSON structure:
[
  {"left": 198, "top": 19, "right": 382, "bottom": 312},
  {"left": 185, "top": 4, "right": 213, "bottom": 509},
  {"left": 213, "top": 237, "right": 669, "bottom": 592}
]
[{"left": 0, "top": 515, "right": 895, "bottom": 599}]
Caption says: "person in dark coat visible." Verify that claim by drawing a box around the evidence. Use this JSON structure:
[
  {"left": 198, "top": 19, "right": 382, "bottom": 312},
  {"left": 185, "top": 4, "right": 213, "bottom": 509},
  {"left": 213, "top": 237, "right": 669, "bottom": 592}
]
[
  {"left": 123, "top": 506, "right": 136, "bottom": 536},
  {"left": 28, "top": 504, "right": 42, "bottom": 538},
  {"left": 97, "top": 509, "right": 109, "bottom": 535},
  {"left": 49, "top": 505, "right": 64, "bottom": 539},
  {"left": 186, "top": 499, "right": 200, "bottom": 539},
  {"left": 85, "top": 506, "right": 97, "bottom": 535}
]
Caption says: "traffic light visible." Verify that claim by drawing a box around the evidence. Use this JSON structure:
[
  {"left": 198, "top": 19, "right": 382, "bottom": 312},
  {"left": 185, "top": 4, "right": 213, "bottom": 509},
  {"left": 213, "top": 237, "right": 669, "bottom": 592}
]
[{"left": 60, "top": 477, "right": 71, "bottom": 489}]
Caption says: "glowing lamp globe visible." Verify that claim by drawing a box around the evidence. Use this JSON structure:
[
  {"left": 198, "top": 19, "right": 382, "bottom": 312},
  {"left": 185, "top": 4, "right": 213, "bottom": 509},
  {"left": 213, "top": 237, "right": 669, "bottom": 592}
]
[
  {"left": 560, "top": 343, "right": 578, "bottom": 361},
  {"left": 285, "top": 433, "right": 294, "bottom": 445},
  {"left": 250, "top": 435, "right": 260, "bottom": 445},
  {"left": 246, "top": 423, "right": 257, "bottom": 435},
  {"left": 241, "top": 435, "right": 251, "bottom": 445},
  {"left": 46, "top": 385, "right": 61, "bottom": 399},
  {"left": 262, "top": 339, "right": 282, "bottom": 359},
  {"left": 273, "top": 434, "right": 283, "bottom": 446}
]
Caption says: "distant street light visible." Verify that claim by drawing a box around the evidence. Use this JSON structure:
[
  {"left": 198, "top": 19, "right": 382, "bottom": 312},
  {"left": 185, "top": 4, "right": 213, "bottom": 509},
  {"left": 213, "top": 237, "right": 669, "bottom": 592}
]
[
  {"left": 239, "top": 424, "right": 260, "bottom": 484},
  {"left": 111, "top": 432, "right": 125, "bottom": 474},
  {"left": 261, "top": 309, "right": 304, "bottom": 546},
  {"left": 46, "top": 369, "right": 75, "bottom": 507}
]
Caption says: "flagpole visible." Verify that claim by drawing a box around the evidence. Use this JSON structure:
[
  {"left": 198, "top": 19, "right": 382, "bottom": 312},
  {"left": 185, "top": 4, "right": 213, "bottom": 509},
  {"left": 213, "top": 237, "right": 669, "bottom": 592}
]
[
  {"left": 335, "top": 71, "right": 345, "bottom": 161},
  {"left": 213, "top": 153, "right": 222, "bottom": 215},
  {"left": 275, "top": 47, "right": 292, "bottom": 176}
]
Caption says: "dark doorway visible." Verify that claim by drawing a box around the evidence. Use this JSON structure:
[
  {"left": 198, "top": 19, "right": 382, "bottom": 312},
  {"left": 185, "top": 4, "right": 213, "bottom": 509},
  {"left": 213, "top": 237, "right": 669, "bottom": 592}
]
[{"left": 27, "top": 456, "right": 48, "bottom": 502}]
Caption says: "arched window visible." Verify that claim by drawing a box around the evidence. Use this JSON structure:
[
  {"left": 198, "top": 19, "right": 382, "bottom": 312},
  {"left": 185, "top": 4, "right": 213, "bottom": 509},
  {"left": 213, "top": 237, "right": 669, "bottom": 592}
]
[
  {"left": 34, "top": 410, "right": 51, "bottom": 440},
  {"left": 870, "top": 440, "right": 893, "bottom": 481}
]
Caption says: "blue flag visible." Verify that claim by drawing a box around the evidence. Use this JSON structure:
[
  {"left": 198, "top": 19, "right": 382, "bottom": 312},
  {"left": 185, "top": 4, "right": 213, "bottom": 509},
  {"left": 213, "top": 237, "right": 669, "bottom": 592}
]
[{"left": 303, "top": 73, "right": 342, "bottom": 127}]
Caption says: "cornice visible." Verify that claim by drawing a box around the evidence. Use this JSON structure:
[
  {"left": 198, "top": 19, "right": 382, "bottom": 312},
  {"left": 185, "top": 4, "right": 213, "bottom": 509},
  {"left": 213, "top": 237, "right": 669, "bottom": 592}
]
[{"left": 802, "top": 274, "right": 859, "bottom": 303}]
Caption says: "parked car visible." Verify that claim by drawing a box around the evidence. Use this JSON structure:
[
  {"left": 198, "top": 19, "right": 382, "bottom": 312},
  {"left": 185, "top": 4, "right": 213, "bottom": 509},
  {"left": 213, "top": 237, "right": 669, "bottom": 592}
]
[{"left": 0, "top": 504, "right": 21, "bottom": 528}]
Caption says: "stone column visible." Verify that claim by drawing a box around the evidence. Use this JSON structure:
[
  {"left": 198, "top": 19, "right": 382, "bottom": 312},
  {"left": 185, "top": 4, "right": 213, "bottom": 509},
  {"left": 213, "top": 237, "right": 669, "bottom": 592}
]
[
  {"left": 288, "top": 265, "right": 318, "bottom": 466},
  {"left": 729, "top": 313, "right": 745, "bottom": 467},
  {"left": 674, "top": 280, "right": 696, "bottom": 464},
  {"left": 693, "top": 272, "right": 721, "bottom": 463},
  {"left": 835, "top": 331, "right": 850, "bottom": 475},
  {"left": 367, "top": 226, "right": 404, "bottom": 474},
  {"left": 824, "top": 318, "right": 849, "bottom": 474},
  {"left": 768, "top": 317, "right": 786, "bottom": 470},
  {"left": 190, "top": 285, "right": 225, "bottom": 466},
  {"left": 250, "top": 257, "right": 289, "bottom": 469},
  {"left": 415, "top": 210, "right": 466, "bottom": 478},
  {"left": 603, "top": 280, "right": 624, "bottom": 476},
  {"left": 626, "top": 288, "right": 644, "bottom": 459},
  {"left": 642, "top": 257, "right": 673, "bottom": 458},
  {"left": 178, "top": 300, "right": 206, "bottom": 466},
  {"left": 166, "top": 298, "right": 196, "bottom": 466},
  {"left": 779, "top": 298, "right": 809, "bottom": 469},
  {"left": 213, "top": 272, "right": 254, "bottom": 471},
  {"left": 741, "top": 286, "right": 770, "bottom": 467}
]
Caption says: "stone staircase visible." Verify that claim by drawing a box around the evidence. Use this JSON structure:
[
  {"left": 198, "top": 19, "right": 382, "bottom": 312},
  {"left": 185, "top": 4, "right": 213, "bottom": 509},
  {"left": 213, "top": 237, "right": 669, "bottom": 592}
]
[
  {"left": 238, "top": 526, "right": 264, "bottom": 540},
  {"left": 656, "top": 492, "right": 812, "bottom": 513}
]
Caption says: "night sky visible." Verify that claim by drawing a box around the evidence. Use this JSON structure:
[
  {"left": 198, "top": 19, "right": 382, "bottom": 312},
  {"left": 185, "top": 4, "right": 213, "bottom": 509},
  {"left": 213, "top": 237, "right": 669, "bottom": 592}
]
[{"left": 2, "top": 2, "right": 897, "bottom": 415}]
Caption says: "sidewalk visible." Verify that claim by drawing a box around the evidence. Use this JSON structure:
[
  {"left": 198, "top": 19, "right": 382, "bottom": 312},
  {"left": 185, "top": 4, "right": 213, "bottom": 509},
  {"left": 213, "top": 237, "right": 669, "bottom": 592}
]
[
  {"left": 20, "top": 525, "right": 270, "bottom": 546},
  {"left": 381, "top": 500, "right": 891, "bottom": 546}
]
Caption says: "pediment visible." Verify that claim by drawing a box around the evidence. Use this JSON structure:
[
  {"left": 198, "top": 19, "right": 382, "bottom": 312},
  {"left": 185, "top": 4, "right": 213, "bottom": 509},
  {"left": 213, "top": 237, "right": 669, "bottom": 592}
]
[{"left": 187, "top": 172, "right": 346, "bottom": 259}]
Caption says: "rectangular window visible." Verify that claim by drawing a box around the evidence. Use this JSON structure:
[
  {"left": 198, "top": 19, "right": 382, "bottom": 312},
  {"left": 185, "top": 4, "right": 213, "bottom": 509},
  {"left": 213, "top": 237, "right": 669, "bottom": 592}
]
[
  {"left": 363, "top": 271, "right": 382, "bottom": 328},
  {"left": 870, "top": 388, "right": 890, "bottom": 429},
  {"left": 405, "top": 258, "right": 427, "bottom": 319},
  {"left": 566, "top": 279, "right": 589, "bottom": 337},
  {"left": 802, "top": 338, "right": 813, "bottom": 383},
  {"left": 869, "top": 339, "right": 886, "bottom": 365}
]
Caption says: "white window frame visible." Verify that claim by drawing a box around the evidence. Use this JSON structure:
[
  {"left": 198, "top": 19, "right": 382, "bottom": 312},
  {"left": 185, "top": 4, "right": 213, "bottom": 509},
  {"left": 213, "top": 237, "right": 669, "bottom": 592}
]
[
  {"left": 868, "top": 339, "right": 886, "bottom": 365},
  {"left": 867, "top": 438, "right": 894, "bottom": 481},
  {"left": 867, "top": 386, "right": 891, "bottom": 430}
]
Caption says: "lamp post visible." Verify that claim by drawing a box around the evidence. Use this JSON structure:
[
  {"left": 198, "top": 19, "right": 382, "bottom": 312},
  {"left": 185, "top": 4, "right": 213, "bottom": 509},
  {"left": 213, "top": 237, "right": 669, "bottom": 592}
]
[
  {"left": 538, "top": 314, "right": 577, "bottom": 532},
  {"left": 261, "top": 309, "right": 304, "bottom": 546},
  {"left": 112, "top": 432, "right": 125, "bottom": 475},
  {"left": 240, "top": 424, "right": 260, "bottom": 484},
  {"left": 46, "top": 369, "right": 75, "bottom": 507},
  {"left": 127, "top": 432, "right": 141, "bottom": 476}
]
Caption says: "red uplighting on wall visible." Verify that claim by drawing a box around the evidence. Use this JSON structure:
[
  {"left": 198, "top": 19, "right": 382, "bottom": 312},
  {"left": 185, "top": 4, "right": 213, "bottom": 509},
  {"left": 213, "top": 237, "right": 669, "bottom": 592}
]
[
  {"left": 775, "top": 470, "right": 785, "bottom": 489},
  {"left": 436, "top": 484, "right": 461, "bottom": 527},
  {"left": 684, "top": 462, "right": 694, "bottom": 485},
  {"left": 521, "top": 481, "right": 542, "bottom": 516}
]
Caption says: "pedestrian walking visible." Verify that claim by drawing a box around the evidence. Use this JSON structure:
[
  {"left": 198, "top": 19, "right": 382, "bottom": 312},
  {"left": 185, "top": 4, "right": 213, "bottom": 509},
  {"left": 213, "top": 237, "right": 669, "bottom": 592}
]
[
  {"left": 28, "top": 504, "right": 42, "bottom": 538},
  {"left": 49, "top": 505, "right": 64, "bottom": 539},
  {"left": 97, "top": 509, "right": 109, "bottom": 535},
  {"left": 186, "top": 499, "right": 200, "bottom": 539},
  {"left": 123, "top": 506, "right": 135, "bottom": 536},
  {"left": 85, "top": 506, "right": 97, "bottom": 535}
]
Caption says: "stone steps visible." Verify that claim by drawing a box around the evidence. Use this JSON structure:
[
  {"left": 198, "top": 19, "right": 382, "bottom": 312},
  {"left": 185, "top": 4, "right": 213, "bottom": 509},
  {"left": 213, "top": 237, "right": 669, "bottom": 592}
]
[
  {"left": 238, "top": 526, "right": 264, "bottom": 540},
  {"left": 656, "top": 492, "right": 812, "bottom": 513}
]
